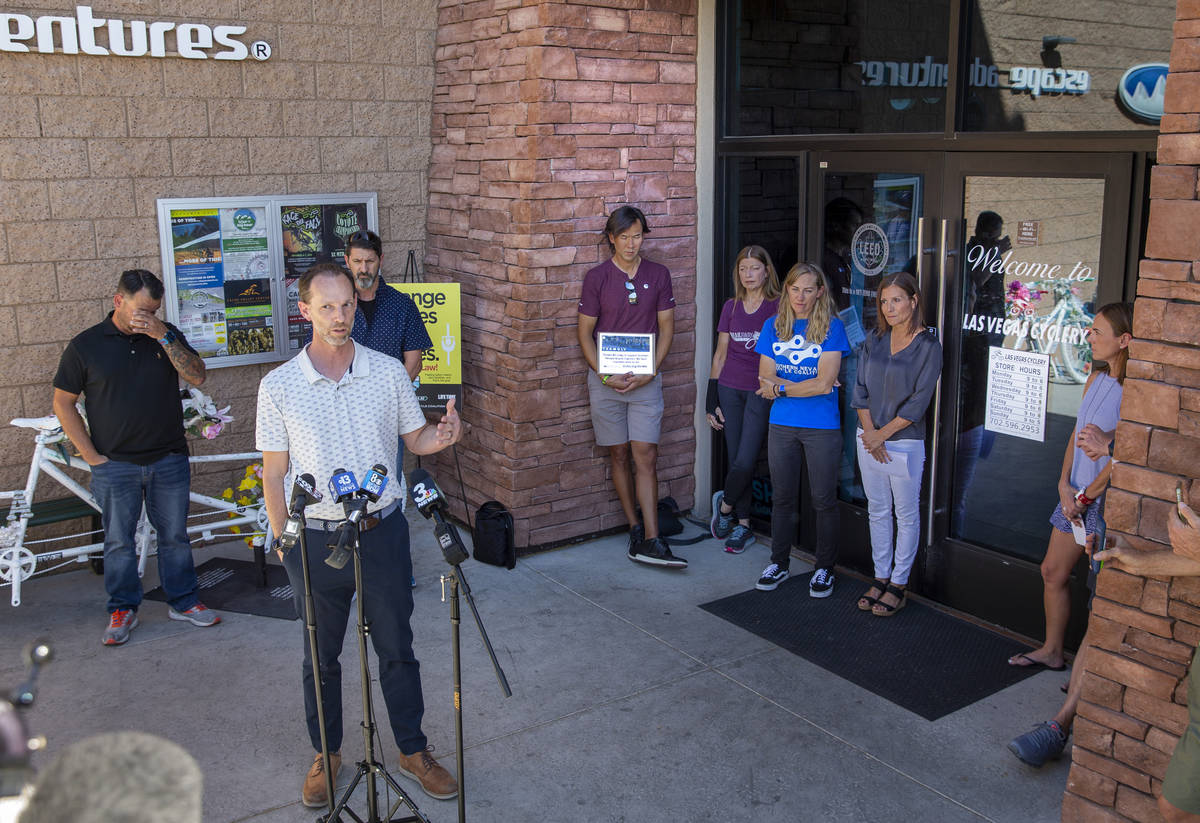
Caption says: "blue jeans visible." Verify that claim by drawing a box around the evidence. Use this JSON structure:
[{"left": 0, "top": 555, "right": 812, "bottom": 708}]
[
  {"left": 89, "top": 452, "right": 199, "bottom": 614},
  {"left": 282, "top": 510, "right": 425, "bottom": 755}
]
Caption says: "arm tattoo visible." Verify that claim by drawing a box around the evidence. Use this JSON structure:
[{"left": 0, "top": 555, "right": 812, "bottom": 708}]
[{"left": 163, "top": 341, "right": 206, "bottom": 385}]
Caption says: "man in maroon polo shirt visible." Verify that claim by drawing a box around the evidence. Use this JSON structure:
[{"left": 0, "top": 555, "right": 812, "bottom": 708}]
[{"left": 577, "top": 205, "right": 685, "bottom": 569}]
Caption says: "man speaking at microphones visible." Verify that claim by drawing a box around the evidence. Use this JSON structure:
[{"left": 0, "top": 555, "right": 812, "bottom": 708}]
[{"left": 255, "top": 262, "right": 462, "bottom": 808}]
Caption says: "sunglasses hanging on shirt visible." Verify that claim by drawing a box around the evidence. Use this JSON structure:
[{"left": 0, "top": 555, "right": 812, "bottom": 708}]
[{"left": 625, "top": 280, "right": 638, "bottom": 305}]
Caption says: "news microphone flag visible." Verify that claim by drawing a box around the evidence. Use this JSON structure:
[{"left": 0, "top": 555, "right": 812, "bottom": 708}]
[
  {"left": 328, "top": 468, "right": 358, "bottom": 501},
  {"left": 360, "top": 464, "right": 388, "bottom": 501}
]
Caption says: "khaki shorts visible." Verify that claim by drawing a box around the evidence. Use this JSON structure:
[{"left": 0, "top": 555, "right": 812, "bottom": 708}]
[
  {"left": 587, "top": 371, "right": 663, "bottom": 446},
  {"left": 1164, "top": 644, "right": 1200, "bottom": 814}
]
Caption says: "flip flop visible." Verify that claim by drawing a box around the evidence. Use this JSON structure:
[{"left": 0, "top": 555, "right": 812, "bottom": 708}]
[{"left": 1007, "top": 653, "right": 1066, "bottom": 671}]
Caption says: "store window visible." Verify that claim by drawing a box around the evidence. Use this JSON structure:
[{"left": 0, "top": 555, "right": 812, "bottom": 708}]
[
  {"left": 962, "top": 0, "right": 1172, "bottom": 131},
  {"left": 727, "top": 0, "right": 950, "bottom": 136},
  {"left": 952, "top": 176, "right": 1104, "bottom": 560}
]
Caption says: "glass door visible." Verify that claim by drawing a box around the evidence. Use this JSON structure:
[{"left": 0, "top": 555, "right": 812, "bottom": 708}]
[
  {"left": 929, "top": 153, "right": 1131, "bottom": 639},
  {"left": 807, "top": 152, "right": 945, "bottom": 578},
  {"left": 807, "top": 151, "right": 1133, "bottom": 638}
]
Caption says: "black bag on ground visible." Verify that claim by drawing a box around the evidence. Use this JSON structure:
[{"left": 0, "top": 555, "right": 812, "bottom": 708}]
[
  {"left": 472, "top": 501, "right": 516, "bottom": 569},
  {"left": 657, "top": 496, "right": 684, "bottom": 536}
]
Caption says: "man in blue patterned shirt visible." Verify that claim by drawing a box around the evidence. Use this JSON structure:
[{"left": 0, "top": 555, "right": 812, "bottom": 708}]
[{"left": 343, "top": 230, "right": 432, "bottom": 379}]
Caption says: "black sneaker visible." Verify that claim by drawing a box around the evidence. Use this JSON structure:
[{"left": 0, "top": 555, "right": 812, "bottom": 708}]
[
  {"left": 755, "top": 563, "right": 789, "bottom": 591},
  {"left": 809, "top": 568, "right": 835, "bottom": 598},
  {"left": 627, "top": 524, "right": 645, "bottom": 560},
  {"left": 631, "top": 536, "right": 688, "bottom": 569}
]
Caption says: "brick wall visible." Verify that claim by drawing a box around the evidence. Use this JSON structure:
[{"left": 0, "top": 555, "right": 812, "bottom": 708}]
[
  {"left": 1062, "top": 4, "right": 1200, "bottom": 819},
  {"left": 0, "top": 1, "right": 435, "bottom": 535},
  {"left": 425, "top": 0, "right": 699, "bottom": 547}
]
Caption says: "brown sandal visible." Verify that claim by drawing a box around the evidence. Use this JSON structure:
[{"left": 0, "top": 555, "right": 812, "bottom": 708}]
[
  {"left": 872, "top": 584, "right": 907, "bottom": 617},
  {"left": 857, "top": 579, "right": 888, "bottom": 612}
]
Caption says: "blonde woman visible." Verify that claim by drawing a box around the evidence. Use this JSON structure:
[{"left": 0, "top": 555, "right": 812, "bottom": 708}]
[
  {"left": 706, "top": 246, "right": 781, "bottom": 553},
  {"left": 754, "top": 263, "right": 850, "bottom": 595}
]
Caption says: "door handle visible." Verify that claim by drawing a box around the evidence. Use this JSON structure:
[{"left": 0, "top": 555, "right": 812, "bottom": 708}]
[{"left": 925, "top": 218, "right": 953, "bottom": 547}]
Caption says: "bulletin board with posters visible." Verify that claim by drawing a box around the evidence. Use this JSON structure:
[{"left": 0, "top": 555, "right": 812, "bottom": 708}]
[{"left": 155, "top": 193, "right": 378, "bottom": 368}]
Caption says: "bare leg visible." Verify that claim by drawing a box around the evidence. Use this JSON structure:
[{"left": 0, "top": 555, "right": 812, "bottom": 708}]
[
  {"left": 1010, "top": 528, "right": 1080, "bottom": 669},
  {"left": 609, "top": 443, "right": 638, "bottom": 529},
  {"left": 631, "top": 441, "right": 659, "bottom": 539},
  {"left": 1054, "top": 632, "right": 1089, "bottom": 729}
]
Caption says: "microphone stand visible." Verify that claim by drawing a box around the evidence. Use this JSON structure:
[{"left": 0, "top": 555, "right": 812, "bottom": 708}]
[
  {"left": 436, "top": 518, "right": 511, "bottom": 823},
  {"left": 324, "top": 514, "right": 429, "bottom": 823},
  {"left": 291, "top": 511, "right": 337, "bottom": 818}
]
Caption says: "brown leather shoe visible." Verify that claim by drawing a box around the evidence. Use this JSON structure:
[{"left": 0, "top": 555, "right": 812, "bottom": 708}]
[
  {"left": 301, "top": 751, "right": 341, "bottom": 808},
  {"left": 396, "top": 746, "right": 458, "bottom": 800}
]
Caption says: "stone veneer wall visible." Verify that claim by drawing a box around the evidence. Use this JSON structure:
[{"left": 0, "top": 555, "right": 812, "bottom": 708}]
[
  {"left": 1061, "top": 5, "right": 1200, "bottom": 819},
  {"left": 425, "top": 0, "right": 699, "bottom": 547},
  {"left": 0, "top": 1, "right": 436, "bottom": 518}
]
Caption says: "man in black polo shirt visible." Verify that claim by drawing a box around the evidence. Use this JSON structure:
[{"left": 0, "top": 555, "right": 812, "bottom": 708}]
[{"left": 53, "top": 270, "right": 220, "bottom": 646}]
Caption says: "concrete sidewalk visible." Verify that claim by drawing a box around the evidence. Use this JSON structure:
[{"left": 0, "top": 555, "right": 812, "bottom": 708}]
[{"left": 0, "top": 518, "right": 1072, "bottom": 822}]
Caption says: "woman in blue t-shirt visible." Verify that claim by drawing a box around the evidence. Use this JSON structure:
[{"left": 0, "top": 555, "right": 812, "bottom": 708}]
[
  {"left": 705, "top": 245, "right": 781, "bottom": 554},
  {"left": 754, "top": 262, "right": 851, "bottom": 596}
]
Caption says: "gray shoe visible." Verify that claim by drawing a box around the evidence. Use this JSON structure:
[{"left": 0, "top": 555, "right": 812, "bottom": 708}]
[
  {"left": 724, "top": 524, "right": 755, "bottom": 554},
  {"left": 1008, "top": 721, "right": 1068, "bottom": 767},
  {"left": 102, "top": 609, "right": 139, "bottom": 646},
  {"left": 710, "top": 490, "right": 734, "bottom": 539},
  {"left": 168, "top": 603, "right": 221, "bottom": 627}
]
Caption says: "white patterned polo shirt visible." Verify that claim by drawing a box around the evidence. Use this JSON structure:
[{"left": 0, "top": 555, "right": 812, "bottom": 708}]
[{"left": 256, "top": 341, "right": 426, "bottom": 522}]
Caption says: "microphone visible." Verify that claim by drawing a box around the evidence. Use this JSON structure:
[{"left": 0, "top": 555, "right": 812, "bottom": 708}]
[
  {"left": 18, "top": 731, "right": 202, "bottom": 823},
  {"left": 280, "top": 473, "right": 322, "bottom": 551},
  {"left": 328, "top": 468, "right": 358, "bottom": 502},
  {"left": 358, "top": 464, "right": 388, "bottom": 502},
  {"left": 325, "top": 469, "right": 368, "bottom": 570},
  {"left": 408, "top": 468, "right": 469, "bottom": 566}
]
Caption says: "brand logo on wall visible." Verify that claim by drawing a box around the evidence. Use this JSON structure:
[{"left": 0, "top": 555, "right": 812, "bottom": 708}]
[
  {"left": 851, "top": 223, "right": 889, "bottom": 277},
  {"left": 0, "top": 5, "right": 271, "bottom": 60},
  {"left": 1118, "top": 63, "right": 1167, "bottom": 124}
]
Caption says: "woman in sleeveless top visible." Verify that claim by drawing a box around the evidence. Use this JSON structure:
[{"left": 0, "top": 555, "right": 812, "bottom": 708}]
[{"left": 1007, "top": 302, "right": 1133, "bottom": 671}]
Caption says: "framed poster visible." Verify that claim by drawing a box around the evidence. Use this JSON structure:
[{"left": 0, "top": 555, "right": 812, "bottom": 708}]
[{"left": 156, "top": 193, "right": 378, "bottom": 368}]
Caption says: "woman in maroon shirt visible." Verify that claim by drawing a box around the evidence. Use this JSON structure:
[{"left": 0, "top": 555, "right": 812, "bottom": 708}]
[{"left": 706, "top": 245, "right": 782, "bottom": 553}]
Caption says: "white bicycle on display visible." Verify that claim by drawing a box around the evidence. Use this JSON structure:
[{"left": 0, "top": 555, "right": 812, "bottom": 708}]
[{"left": 0, "top": 391, "right": 266, "bottom": 607}]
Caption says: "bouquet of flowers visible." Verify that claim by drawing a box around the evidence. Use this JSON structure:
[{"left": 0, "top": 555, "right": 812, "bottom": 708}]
[
  {"left": 1005, "top": 280, "right": 1044, "bottom": 317},
  {"left": 181, "top": 388, "right": 233, "bottom": 440},
  {"left": 222, "top": 463, "right": 264, "bottom": 547}
]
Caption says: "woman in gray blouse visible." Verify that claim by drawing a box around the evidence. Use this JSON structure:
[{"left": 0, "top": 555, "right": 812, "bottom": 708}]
[{"left": 850, "top": 272, "right": 942, "bottom": 616}]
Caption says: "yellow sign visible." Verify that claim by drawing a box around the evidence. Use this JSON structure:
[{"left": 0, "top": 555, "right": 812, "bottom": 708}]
[{"left": 395, "top": 283, "right": 462, "bottom": 411}]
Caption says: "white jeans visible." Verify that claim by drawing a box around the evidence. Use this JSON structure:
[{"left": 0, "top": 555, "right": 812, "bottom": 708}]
[{"left": 855, "top": 431, "right": 925, "bottom": 586}]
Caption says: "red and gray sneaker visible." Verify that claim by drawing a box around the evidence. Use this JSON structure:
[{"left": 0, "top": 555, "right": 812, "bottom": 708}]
[
  {"left": 102, "top": 608, "right": 139, "bottom": 646},
  {"left": 168, "top": 603, "right": 221, "bottom": 627},
  {"left": 724, "top": 524, "right": 756, "bottom": 554}
]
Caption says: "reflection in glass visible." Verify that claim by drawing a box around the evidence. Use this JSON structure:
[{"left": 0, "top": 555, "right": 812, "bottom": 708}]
[
  {"left": 822, "top": 173, "right": 924, "bottom": 506},
  {"left": 952, "top": 177, "right": 1104, "bottom": 560},
  {"left": 730, "top": 0, "right": 949, "bottom": 135},
  {"left": 963, "top": 0, "right": 1171, "bottom": 132}
]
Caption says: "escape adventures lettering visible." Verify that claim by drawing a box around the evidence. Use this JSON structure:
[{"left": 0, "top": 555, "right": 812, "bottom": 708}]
[
  {"left": 0, "top": 5, "right": 270, "bottom": 60},
  {"left": 856, "top": 56, "right": 1089, "bottom": 97}
]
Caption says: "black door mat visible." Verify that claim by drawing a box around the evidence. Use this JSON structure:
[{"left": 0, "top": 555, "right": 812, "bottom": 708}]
[
  {"left": 700, "top": 579, "right": 1046, "bottom": 721},
  {"left": 145, "top": 557, "right": 297, "bottom": 621}
]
